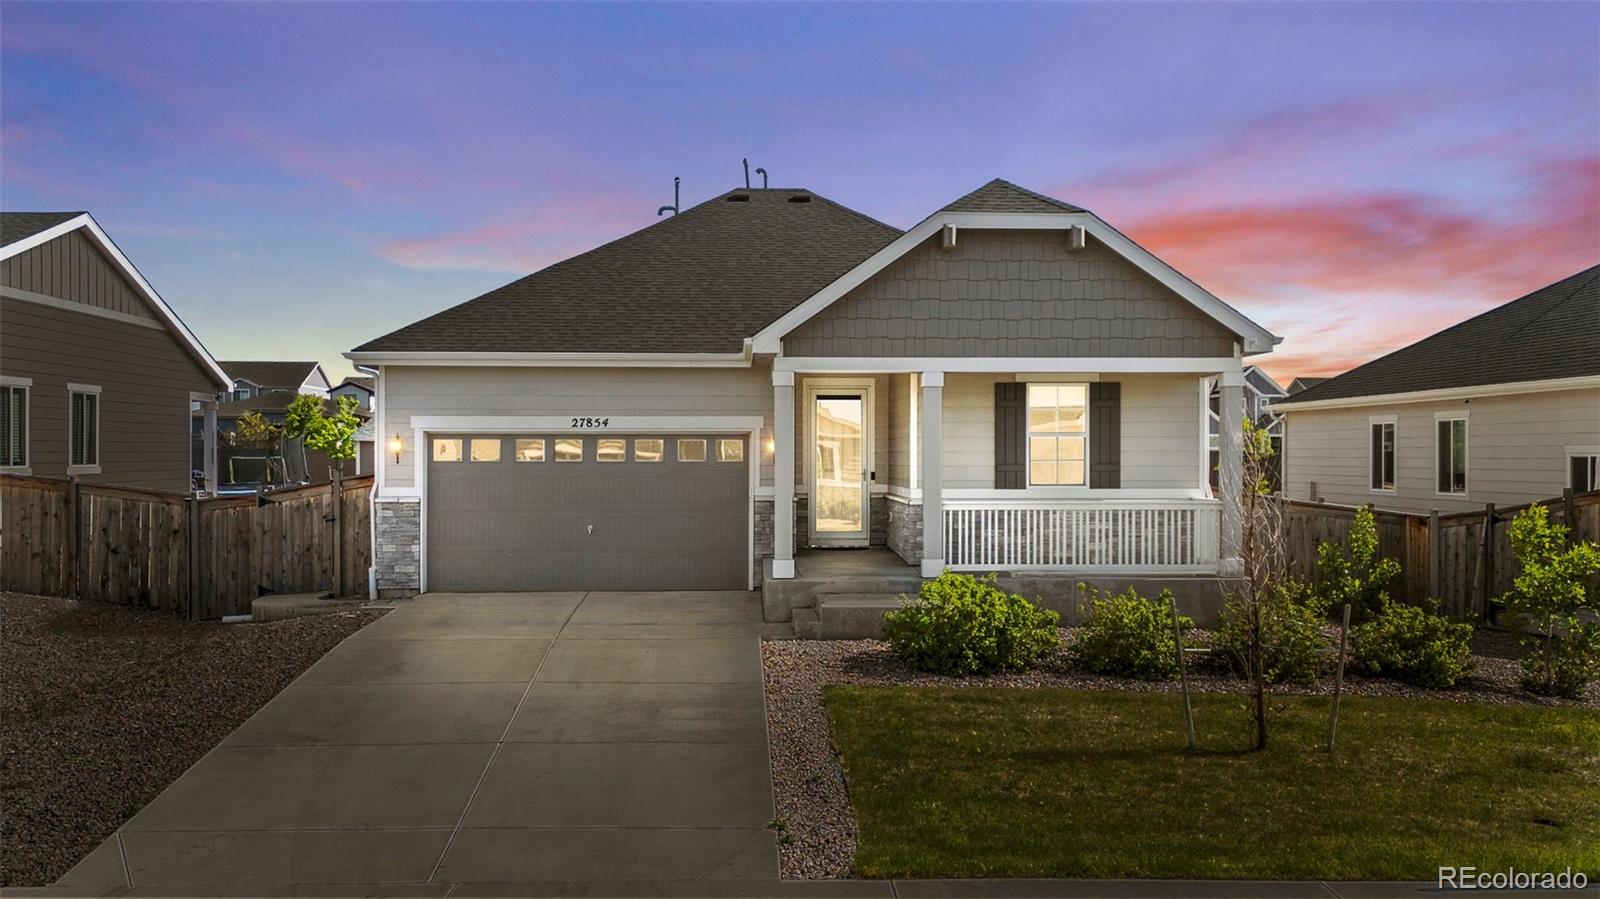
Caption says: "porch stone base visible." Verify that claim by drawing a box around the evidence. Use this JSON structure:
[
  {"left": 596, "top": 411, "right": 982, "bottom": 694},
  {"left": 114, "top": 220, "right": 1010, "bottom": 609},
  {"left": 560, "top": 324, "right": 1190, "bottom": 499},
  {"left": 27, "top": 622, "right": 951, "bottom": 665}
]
[
  {"left": 886, "top": 498, "right": 923, "bottom": 564},
  {"left": 997, "top": 575, "right": 1241, "bottom": 628},
  {"left": 374, "top": 498, "right": 421, "bottom": 599}
]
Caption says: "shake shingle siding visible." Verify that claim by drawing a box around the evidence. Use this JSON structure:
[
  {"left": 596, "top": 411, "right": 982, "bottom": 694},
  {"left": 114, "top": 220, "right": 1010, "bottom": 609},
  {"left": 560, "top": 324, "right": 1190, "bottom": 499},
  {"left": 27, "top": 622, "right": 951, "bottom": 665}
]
[{"left": 782, "top": 230, "right": 1238, "bottom": 358}]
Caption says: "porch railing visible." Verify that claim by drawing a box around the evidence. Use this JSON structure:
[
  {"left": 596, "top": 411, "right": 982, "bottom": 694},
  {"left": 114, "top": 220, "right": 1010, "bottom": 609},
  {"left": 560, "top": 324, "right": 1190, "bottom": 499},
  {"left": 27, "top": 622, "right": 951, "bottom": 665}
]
[{"left": 942, "top": 499, "right": 1221, "bottom": 573}]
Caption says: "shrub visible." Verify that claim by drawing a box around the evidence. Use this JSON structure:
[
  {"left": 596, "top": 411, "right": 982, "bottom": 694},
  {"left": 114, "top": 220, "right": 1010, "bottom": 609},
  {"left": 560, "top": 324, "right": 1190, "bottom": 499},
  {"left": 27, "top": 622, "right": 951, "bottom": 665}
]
[
  {"left": 1315, "top": 505, "right": 1402, "bottom": 623},
  {"left": 1215, "top": 579, "right": 1329, "bottom": 684},
  {"left": 1498, "top": 504, "right": 1600, "bottom": 698},
  {"left": 882, "top": 572, "right": 1060, "bottom": 676},
  {"left": 1072, "top": 585, "right": 1188, "bottom": 681},
  {"left": 1350, "top": 599, "right": 1474, "bottom": 688}
]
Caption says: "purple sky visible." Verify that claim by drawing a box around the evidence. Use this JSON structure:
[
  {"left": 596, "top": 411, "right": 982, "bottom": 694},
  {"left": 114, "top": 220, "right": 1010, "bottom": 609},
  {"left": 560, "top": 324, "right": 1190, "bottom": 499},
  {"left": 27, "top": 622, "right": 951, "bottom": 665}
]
[{"left": 3, "top": 2, "right": 1596, "bottom": 383}]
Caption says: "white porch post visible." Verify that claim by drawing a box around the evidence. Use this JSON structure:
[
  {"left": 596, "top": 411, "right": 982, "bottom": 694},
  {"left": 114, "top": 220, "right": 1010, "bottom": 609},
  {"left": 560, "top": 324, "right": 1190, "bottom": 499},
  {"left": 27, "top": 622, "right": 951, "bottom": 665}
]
[
  {"left": 772, "top": 371, "right": 796, "bottom": 579},
  {"left": 1217, "top": 368, "right": 1245, "bottom": 576},
  {"left": 920, "top": 371, "right": 944, "bottom": 577},
  {"left": 202, "top": 397, "right": 219, "bottom": 495}
]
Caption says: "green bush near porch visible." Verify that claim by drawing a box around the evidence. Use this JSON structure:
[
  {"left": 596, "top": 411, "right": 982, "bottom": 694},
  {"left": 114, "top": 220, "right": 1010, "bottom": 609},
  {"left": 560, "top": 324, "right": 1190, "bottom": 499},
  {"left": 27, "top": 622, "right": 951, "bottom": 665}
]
[
  {"left": 824, "top": 686, "right": 1600, "bottom": 880},
  {"left": 882, "top": 572, "right": 1059, "bottom": 676}
]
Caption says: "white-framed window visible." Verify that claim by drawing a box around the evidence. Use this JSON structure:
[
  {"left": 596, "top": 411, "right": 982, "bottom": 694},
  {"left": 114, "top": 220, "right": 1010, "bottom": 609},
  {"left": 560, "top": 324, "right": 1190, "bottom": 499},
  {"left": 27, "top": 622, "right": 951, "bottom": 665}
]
[
  {"left": 1570, "top": 453, "right": 1599, "bottom": 493},
  {"left": 469, "top": 438, "right": 501, "bottom": 462},
  {"left": 68, "top": 384, "right": 100, "bottom": 471},
  {"left": 0, "top": 379, "right": 29, "bottom": 469},
  {"left": 1369, "top": 419, "right": 1396, "bottom": 491},
  {"left": 554, "top": 438, "right": 583, "bottom": 462},
  {"left": 432, "top": 438, "right": 463, "bottom": 462},
  {"left": 1435, "top": 415, "right": 1468, "bottom": 495},
  {"left": 596, "top": 438, "right": 626, "bottom": 462},
  {"left": 634, "top": 438, "right": 663, "bottom": 462},
  {"left": 515, "top": 438, "right": 545, "bottom": 462},
  {"left": 716, "top": 438, "right": 744, "bottom": 463},
  {"left": 677, "top": 438, "right": 707, "bottom": 462},
  {"left": 1026, "top": 383, "right": 1088, "bottom": 486}
]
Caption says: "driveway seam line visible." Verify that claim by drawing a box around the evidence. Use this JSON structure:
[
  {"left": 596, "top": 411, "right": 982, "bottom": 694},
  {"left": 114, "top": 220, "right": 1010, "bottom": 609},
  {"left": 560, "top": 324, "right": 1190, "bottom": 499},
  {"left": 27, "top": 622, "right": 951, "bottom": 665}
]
[
  {"left": 114, "top": 831, "right": 133, "bottom": 888},
  {"left": 425, "top": 591, "right": 588, "bottom": 884},
  {"left": 693, "top": 829, "right": 764, "bottom": 880}
]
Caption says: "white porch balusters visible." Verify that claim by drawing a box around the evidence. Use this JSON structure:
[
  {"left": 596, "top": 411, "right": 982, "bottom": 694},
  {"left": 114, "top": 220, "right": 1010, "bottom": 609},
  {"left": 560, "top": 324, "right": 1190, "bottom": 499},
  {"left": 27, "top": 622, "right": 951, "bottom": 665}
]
[
  {"left": 772, "top": 371, "right": 796, "bottom": 578},
  {"left": 1217, "top": 368, "right": 1246, "bottom": 576},
  {"left": 920, "top": 371, "right": 944, "bottom": 577}
]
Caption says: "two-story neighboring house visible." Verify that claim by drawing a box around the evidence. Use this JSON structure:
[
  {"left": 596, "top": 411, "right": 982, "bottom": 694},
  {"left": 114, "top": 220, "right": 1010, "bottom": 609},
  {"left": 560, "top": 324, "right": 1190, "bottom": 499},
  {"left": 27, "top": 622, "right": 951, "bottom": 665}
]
[
  {"left": 1208, "top": 364, "right": 1287, "bottom": 492},
  {"left": 1273, "top": 265, "right": 1600, "bottom": 514},
  {"left": 331, "top": 376, "right": 375, "bottom": 411},
  {"left": 1, "top": 212, "right": 230, "bottom": 493}
]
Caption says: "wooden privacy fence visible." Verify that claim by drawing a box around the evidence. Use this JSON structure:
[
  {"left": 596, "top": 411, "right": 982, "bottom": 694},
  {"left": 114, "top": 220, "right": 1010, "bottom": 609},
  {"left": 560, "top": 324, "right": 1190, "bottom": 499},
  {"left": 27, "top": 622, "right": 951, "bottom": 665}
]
[
  {"left": 1283, "top": 489, "right": 1600, "bottom": 618},
  {"left": 0, "top": 473, "right": 372, "bottom": 619}
]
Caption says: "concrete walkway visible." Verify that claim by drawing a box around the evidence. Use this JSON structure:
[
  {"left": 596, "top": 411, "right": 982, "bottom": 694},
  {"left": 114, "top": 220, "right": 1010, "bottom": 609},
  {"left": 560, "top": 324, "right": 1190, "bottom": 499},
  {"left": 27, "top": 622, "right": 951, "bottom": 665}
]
[{"left": 55, "top": 591, "right": 776, "bottom": 893}]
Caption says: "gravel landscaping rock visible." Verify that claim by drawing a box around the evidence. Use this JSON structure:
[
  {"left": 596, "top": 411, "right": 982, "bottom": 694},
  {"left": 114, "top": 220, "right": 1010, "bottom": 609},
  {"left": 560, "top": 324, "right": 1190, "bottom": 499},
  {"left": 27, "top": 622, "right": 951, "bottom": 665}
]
[
  {"left": 0, "top": 592, "right": 384, "bottom": 887},
  {"left": 762, "top": 627, "right": 1598, "bottom": 879}
]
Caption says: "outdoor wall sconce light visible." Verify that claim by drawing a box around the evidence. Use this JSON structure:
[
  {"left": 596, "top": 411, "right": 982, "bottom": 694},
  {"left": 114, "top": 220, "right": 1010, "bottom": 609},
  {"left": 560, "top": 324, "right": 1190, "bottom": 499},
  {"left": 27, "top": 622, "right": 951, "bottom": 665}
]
[{"left": 389, "top": 433, "right": 404, "bottom": 464}]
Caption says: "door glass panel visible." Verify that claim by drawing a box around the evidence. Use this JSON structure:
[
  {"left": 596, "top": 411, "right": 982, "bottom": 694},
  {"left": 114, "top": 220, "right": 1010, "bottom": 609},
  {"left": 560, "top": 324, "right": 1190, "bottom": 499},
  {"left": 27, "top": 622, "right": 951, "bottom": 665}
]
[
  {"left": 596, "top": 439, "right": 625, "bottom": 462},
  {"left": 470, "top": 438, "right": 501, "bottom": 462},
  {"left": 815, "top": 396, "right": 864, "bottom": 533},
  {"left": 634, "top": 439, "right": 664, "bottom": 462},
  {"left": 554, "top": 438, "right": 583, "bottom": 462},
  {"left": 515, "top": 439, "right": 545, "bottom": 462}
]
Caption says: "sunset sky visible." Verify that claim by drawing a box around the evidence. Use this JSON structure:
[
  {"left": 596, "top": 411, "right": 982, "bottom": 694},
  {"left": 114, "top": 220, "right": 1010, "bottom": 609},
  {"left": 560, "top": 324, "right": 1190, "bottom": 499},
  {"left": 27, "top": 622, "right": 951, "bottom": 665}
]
[{"left": 2, "top": 2, "right": 1595, "bottom": 383}]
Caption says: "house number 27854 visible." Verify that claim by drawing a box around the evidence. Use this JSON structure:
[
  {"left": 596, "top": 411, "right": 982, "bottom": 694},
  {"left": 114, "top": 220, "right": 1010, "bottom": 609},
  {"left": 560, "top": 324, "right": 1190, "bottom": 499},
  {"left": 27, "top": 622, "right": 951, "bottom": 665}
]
[{"left": 570, "top": 417, "right": 610, "bottom": 428}]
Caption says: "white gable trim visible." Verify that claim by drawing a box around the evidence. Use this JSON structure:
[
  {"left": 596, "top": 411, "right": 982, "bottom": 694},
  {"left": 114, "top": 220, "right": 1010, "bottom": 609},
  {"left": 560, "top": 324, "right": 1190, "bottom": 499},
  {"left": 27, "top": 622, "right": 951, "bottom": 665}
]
[
  {"left": 1, "top": 214, "right": 231, "bottom": 388},
  {"left": 749, "top": 210, "right": 1279, "bottom": 355}
]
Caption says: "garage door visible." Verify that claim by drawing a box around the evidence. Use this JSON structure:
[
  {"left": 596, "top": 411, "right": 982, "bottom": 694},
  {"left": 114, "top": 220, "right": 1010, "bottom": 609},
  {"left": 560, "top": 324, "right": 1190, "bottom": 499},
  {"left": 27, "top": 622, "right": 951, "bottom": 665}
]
[{"left": 426, "top": 433, "right": 749, "bottom": 591}]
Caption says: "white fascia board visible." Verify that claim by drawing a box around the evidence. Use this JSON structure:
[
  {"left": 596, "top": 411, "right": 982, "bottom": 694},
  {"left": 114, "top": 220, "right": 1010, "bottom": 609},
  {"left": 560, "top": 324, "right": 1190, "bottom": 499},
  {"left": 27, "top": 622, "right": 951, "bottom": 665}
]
[
  {"left": 1270, "top": 375, "right": 1600, "bottom": 413},
  {"left": 2, "top": 214, "right": 232, "bottom": 389},
  {"left": 410, "top": 415, "right": 765, "bottom": 432},
  {"left": 776, "top": 356, "right": 1243, "bottom": 374},
  {"left": 342, "top": 350, "right": 751, "bottom": 368}
]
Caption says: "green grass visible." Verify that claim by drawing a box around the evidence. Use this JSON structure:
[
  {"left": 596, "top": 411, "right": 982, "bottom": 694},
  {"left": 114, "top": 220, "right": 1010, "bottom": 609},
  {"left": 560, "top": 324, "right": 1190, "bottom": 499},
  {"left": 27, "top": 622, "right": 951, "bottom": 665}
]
[{"left": 823, "top": 686, "right": 1600, "bottom": 880}]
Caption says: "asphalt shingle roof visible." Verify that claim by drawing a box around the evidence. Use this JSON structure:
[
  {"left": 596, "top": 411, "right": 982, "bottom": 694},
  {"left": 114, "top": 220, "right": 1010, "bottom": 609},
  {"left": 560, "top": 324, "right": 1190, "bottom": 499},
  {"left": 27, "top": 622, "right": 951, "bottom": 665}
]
[
  {"left": 1, "top": 211, "right": 85, "bottom": 247},
  {"left": 1284, "top": 265, "right": 1600, "bottom": 404},
  {"left": 354, "top": 188, "right": 902, "bottom": 354},
  {"left": 940, "top": 179, "right": 1087, "bottom": 214},
  {"left": 220, "top": 361, "right": 322, "bottom": 389}
]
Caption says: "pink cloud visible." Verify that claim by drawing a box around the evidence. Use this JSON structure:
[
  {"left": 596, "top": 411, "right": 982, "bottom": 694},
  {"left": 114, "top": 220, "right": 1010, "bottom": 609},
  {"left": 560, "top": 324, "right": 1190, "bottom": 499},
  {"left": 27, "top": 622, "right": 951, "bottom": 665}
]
[{"left": 375, "top": 190, "right": 658, "bottom": 273}]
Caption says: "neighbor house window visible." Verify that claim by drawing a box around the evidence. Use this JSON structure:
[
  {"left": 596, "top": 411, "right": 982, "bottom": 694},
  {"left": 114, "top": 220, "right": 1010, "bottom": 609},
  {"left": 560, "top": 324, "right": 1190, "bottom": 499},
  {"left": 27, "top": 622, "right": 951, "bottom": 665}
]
[
  {"left": 1027, "top": 384, "right": 1087, "bottom": 486},
  {"left": 596, "top": 439, "right": 625, "bottom": 462},
  {"left": 1436, "top": 416, "right": 1467, "bottom": 494},
  {"left": 69, "top": 385, "right": 100, "bottom": 470},
  {"left": 716, "top": 438, "right": 744, "bottom": 463},
  {"left": 1571, "top": 454, "right": 1599, "bottom": 492},
  {"left": 554, "top": 438, "right": 583, "bottom": 462},
  {"left": 515, "top": 439, "right": 545, "bottom": 462},
  {"left": 0, "top": 382, "right": 27, "bottom": 468},
  {"left": 432, "top": 438, "right": 463, "bottom": 462},
  {"left": 634, "top": 439, "right": 663, "bottom": 462},
  {"left": 1369, "top": 421, "right": 1395, "bottom": 491},
  {"left": 677, "top": 439, "right": 706, "bottom": 462},
  {"left": 469, "top": 438, "right": 501, "bottom": 462}
]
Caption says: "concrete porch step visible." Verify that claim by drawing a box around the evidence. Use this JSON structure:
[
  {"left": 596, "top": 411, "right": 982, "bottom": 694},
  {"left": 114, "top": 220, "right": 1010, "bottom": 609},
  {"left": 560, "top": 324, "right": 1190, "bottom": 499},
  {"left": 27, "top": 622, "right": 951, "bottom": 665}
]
[{"left": 812, "top": 593, "right": 907, "bottom": 640}]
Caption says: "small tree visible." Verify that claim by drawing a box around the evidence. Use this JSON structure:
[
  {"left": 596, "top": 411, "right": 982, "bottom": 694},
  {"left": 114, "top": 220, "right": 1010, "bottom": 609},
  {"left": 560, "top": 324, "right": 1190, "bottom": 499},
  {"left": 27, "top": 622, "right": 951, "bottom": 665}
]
[
  {"left": 1226, "top": 416, "right": 1290, "bottom": 750},
  {"left": 232, "top": 410, "right": 280, "bottom": 450},
  {"left": 284, "top": 394, "right": 362, "bottom": 482},
  {"left": 1498, "top": 504, "right": 1600, "bottom": 698},
  {"left": 1315, "top": 505, "right": 1402, "bottom": 623}
]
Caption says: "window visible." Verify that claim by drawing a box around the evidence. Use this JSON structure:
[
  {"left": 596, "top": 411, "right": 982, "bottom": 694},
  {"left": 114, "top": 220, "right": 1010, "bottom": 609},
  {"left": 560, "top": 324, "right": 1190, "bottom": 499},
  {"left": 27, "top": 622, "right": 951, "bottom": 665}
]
[
  {"left": 469, "top": 438, "right": 501, "bottom": 462},
  {"left": 716, "top": 438, "right": 744, "bottom": 463},
  {"left": 69, "top": 386, "right": 100, "bottom": 469},
  {"left": 554, "top": 438, "right": 583, "bottom": 462},
  {"left": 515, "top": 439, "right": 545, "bottom": 462},
  {"left": 432, "top": 438, "right": 463, "bottom": 462},
  {"left": 634, "top": 438, "right": 663, "bottom": 462},
  {"left": 0, "top": 383, "right": 27, "bottom": 468},
  {"left": 1436, "top": 417, "right": 1468, "bottom": 494},
  {"left": 1369, "top": 421, "right": 1395, "bottom": 491},
  {"left": 1571, "top": 454, "right": 1599, "bottom": 492},
  {"left": 1026, "top": 384, "right": 1087, "bottom": 486},
  {"left": 677, "top": 439, "right": 706, "bottom": 462},
  {"left": 596, "top": 439, "right": 625, "bottom": 462}
]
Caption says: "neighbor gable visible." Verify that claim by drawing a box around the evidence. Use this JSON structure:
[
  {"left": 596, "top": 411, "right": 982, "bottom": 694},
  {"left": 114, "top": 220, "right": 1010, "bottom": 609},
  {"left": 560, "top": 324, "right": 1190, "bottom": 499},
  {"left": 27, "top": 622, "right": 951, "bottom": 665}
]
[
  {"left": 0, "top": 229, "right": 158, "bottom": 321},
  {"left": 781, "top": 229, "right": 1239, "bottom": 358}
]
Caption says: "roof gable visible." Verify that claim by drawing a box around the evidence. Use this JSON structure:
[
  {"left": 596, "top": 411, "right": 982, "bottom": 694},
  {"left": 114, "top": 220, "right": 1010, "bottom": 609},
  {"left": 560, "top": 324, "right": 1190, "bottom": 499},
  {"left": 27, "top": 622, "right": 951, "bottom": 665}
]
[
  {"left": 219, "top": 361, "right": 324, "bottom": 389},
  {"left": 940, "top": 179, "right": 1086, "bottom": 214}
]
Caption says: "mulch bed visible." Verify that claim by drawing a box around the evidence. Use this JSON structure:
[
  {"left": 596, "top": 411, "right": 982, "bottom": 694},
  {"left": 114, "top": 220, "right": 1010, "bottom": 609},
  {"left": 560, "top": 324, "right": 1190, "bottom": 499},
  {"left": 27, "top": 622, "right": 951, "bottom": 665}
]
[
  {"left": 762, "top": 628, "right": 1599, "bottom": 879},
  {"left": 0, "top": 592, "right": 385, "bottom": 887}
]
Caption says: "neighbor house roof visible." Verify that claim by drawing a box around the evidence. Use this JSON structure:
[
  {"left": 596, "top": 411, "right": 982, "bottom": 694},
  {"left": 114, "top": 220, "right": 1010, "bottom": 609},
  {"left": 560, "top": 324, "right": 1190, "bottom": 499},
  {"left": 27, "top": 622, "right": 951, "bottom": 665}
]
[
  {"left": 1287, "top": 376, "right": 1328, "bottom": 395},
  {"left": 1279, "top": 264, "right": 1600, "bottom": 407},
  {"left": 939, "top": 179, "right": 1086, "bottom": 214},
  {"left": 0, "top": 211, "right": 87, "bottom": 247},
  {"left": 337, "top": 376, "right": 375, "bottom": 393},
  {"left": 221, "top": 361, "right": 323, "bottom": 389},
  {"left": 352, "top": 188, "right": 902, "bottom": 355},
  {"left": 198, "top": 393, "right": 370, "bottom": 420}
]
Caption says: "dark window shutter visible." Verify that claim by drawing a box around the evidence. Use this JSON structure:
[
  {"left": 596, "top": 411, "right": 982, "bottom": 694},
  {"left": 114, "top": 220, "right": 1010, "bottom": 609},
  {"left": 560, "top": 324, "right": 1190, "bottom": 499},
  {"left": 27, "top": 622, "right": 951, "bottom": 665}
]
[
  {"left": 1089, "top": 382, "right": 1121, "bottom": 488},
  {"left": 994, "top": 382, "right": 1025, "bottom": 489}
]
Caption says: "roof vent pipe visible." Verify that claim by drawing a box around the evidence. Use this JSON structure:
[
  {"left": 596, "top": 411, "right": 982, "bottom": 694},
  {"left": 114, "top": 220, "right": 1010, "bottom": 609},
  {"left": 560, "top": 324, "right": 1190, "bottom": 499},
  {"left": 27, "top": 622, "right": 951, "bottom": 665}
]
[
  {"left": 755, "top": 167, "right": 768, "bottom": 188},
  {"left": 657, "top": 176, "right": 680, "bottom": 217},
  {"left": 742, "top": 158, "right": 750, "bottom": 189}
]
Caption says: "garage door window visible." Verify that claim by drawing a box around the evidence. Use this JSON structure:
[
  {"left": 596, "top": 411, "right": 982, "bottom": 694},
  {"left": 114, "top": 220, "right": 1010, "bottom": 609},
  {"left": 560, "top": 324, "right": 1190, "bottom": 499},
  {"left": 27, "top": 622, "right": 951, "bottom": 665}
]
[
  {"left": 470, "top": 439, "right": 501, "bottom": 462},
  {"left": 597, "top": 439, "right": 626, "bottom": 462},
  {"left": 634, "top": 439, "right": 664, "bottom": 462},
  {"left": 678, "top": 439, "right": 706, "bottom": 462},
  {"left": 432, "top": 438, "right": 463, "bottom": 462},
  {"left": 515, "top": 439, "right": 545, "bottom": 462},
  {"left": 717, "top": 438, "right": 744, "bottom": 463},
  {"left": 555, "top": 438, "right": 583, "bottom": 462}
]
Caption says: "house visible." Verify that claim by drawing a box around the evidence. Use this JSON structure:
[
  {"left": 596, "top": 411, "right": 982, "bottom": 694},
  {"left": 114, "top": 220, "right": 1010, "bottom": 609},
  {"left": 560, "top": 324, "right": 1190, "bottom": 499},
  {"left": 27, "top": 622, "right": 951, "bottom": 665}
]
[
  {"left": 0, "top": 212, "right": 230, "bottom": 493},
  {"left": 332, "top": 376, "right": 375, "bottom": 411},
  {"left": 1272, "top": 265, "right": 1600, "bottom": 515},
  {"left": 221, "top": 360, "right": 332, "bottom": 402},
  {"left": 1288, "top": 376, "right": 1328, "bottom": 395},
  {"left": 346, "top": 179, "right": 1279, "bottom": 623}
]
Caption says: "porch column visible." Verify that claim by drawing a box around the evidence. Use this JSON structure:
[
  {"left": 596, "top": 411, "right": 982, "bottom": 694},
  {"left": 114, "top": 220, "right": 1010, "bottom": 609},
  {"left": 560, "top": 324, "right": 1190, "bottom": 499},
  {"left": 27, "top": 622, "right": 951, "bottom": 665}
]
[
  {"left": 1217, "top": 369, "right": 1245, "bottom": 576},
  {"left": 202, "top": 397, "right": 219, "bottom": 495},
  {"left": 772, "top": 371, "right": 796, "bottom": 579},
  {"left": 920, "top": 371, "right": 944, "bottom": 578}
]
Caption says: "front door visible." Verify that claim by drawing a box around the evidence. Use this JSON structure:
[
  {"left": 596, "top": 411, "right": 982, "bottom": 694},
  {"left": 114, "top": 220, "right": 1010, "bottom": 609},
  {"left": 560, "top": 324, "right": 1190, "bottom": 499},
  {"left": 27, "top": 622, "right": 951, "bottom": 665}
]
[{"left": 809, "top": 392, "right": 870, "bottom": 546}]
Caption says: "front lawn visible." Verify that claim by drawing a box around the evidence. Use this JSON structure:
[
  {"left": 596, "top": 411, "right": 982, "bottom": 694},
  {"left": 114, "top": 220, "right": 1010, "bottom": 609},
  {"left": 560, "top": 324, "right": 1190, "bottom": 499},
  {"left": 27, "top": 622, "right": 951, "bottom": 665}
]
[{"left": 825, "top": 686, "right": 1600, "bottom": 880}]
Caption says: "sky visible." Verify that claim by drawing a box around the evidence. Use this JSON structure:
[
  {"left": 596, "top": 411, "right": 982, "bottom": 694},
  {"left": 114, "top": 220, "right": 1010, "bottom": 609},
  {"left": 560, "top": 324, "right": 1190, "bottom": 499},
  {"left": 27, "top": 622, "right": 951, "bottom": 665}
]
[{"left": 2, "top": 2, "right": 1596, "bottom": 384}]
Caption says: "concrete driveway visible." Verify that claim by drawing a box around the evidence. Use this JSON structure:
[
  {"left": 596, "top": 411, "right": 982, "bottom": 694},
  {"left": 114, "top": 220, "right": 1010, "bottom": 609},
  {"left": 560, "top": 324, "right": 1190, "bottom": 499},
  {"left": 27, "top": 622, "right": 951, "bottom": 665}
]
[{"left": 57, "top": 591, "right": 777, "bottom": 893}]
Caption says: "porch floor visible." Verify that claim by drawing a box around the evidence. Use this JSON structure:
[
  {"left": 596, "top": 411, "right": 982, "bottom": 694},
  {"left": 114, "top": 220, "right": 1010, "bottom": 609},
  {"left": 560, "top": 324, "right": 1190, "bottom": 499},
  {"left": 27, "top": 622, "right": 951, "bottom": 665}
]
[{"left": 794, "top": 546, "right": 915, "bottom": 579}]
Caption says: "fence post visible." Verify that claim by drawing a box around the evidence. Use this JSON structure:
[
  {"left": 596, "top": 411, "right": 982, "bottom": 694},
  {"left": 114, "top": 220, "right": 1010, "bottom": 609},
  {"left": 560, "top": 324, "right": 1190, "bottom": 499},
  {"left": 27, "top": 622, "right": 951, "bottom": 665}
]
[
  {"left": 1428, "top": 509, "right": 1440, "bottom": 604},
  {"left": 64, "top": 476, "right": 81, "bottom": 601},
  {"left": 187, "top": 495, "right": 201, "bottom": 621},
  {"left": 1480, "top": 503, "right": 1496, "bottom": 620},
  {"left": 331, "top": 468, "right": 343, "bottom": 598},
  {"left": 1563, "top": 488, "right": 1577, "bottom": 545}
]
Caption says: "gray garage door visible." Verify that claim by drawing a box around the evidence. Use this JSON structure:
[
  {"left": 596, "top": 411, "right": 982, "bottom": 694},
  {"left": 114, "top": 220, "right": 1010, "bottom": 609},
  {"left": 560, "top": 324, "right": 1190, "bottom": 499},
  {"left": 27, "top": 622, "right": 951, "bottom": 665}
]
[{"left": 427, "top": 433, "right": 749, "bottom": 591}]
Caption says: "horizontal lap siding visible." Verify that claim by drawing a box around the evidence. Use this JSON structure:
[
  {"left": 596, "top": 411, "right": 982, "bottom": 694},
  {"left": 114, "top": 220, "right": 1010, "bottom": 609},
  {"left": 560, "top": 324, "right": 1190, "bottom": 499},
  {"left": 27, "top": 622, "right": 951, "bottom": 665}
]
[
  {"left": 382, "top": 365, "right": 776, "bottom": 490},
  {"left": 782, "top": 231, "right": 1238, "bottom": 358},
  {"left": 1283, "top": 388, "right": 1600, "bottom": 515},
  {"left": 0, "top": 298, "right": 215, "bottom": 492}
]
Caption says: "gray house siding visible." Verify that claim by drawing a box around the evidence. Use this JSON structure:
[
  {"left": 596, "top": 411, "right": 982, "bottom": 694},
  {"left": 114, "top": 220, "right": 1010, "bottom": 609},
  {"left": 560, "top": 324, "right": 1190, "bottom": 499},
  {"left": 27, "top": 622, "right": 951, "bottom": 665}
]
[
  {"left": 0, "top": 296, "right": 217, "bottom": 492},
  {"left": 0, "top": 230, "right": 158, "bottom": 322},
  {"left": 782, "top": 230, "right": 1239, "bottom": 358}
]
